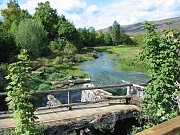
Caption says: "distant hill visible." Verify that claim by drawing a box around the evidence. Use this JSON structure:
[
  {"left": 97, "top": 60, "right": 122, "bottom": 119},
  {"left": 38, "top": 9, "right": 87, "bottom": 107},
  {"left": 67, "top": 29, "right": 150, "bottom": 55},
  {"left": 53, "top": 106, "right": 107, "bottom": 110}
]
[{"left": 97, "top": 17, "right": 180, "bottom": 35}]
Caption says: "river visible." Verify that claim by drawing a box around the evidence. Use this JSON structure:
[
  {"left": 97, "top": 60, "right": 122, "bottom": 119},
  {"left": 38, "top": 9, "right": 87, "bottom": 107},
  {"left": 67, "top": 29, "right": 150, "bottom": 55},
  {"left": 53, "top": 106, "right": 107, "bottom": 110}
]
[
  {"left": 40, "top": 52, "right": 150, "bottom": 106},
  {"left": 81, "top": 52, "right": 150, "bottom": 85}
]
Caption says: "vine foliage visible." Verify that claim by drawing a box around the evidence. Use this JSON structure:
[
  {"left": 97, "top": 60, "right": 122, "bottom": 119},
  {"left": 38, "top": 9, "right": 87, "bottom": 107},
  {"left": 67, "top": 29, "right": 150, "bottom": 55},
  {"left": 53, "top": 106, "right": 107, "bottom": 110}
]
[
  {"left": 140, "top": 22, "right": 180, "bottom": 126},
  {"left": 6, "top": 49, "right": 38, "bottom": 135}
]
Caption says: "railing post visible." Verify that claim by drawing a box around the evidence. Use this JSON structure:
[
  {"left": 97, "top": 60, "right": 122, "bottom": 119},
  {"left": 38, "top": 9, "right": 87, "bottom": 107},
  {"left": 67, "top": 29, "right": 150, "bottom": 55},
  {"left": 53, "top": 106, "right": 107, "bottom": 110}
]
[
  {"left": 68, "top": 91, "right": 72, "bottom": 110},
  {"left": 136, "top": 89, "right": 140, "bottom": 98},
  {"left": 126, "top": 85, "right": 131, "bottom": 96}
]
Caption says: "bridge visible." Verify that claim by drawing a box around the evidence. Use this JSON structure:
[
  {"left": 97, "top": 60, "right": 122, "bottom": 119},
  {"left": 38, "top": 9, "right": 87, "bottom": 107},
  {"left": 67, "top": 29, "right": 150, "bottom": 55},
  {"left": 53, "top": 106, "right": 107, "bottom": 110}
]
[{"left": 0, "top": 83, "right": 144, "bottom": 134}]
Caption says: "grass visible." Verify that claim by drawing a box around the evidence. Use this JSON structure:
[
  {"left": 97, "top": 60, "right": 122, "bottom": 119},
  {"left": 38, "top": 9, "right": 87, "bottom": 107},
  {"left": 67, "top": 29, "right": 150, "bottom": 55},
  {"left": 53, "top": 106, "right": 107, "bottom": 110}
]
[
  {"left": 31, "top": 50, "right": 94, "bottom": 90},
  {"left": 95, "top": 45, "right": 148, "bottom": 73}
]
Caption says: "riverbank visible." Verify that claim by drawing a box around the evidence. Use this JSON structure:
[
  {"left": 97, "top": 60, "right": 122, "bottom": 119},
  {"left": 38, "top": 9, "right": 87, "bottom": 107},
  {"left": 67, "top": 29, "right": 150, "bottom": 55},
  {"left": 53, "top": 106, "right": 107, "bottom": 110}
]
[
  {"left": 30, "top": 49, "right": 95, "bottom": 91},
  {"left": 94, "top": 46, "right": 148, "bottom": 73}
]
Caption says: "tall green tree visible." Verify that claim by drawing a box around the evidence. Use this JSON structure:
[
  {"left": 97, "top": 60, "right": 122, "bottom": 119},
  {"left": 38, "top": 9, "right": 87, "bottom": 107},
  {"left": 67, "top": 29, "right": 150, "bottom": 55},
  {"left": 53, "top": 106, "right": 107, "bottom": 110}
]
[
  {"left": 119, "top": 26, "right": 126, "bottom": 43},
  {"left": 78, "top": 27, "right": 96, "bottom": 47},
  {"left": 89, "top": 27, "right": 96, "bottom": 46},
  {"left": 21, "top": 9, "right": 32, "bottom": 20},
  {"left": 110, "top": 21, "right": 128, "bottom": 45},
  {"left": 1, "top": 0, "right": 21, "bottom": 30},
  {"left": 96, "top": 31, "right": 104, "bottom": 45},
  {"left": 34, "top": 1, "right": 58, "bottom": 41},
  {"left": 15, "top": 19, "right": 48, "bottom": 58},
  {"left": 112, "top": 21, "right": 120, "bottom": 45},
  {"left": 58, "top": 15, "right": 79, "bottom": 48},
  {"left": 108, "top": 26, "right": 112, "bottom": 35}
]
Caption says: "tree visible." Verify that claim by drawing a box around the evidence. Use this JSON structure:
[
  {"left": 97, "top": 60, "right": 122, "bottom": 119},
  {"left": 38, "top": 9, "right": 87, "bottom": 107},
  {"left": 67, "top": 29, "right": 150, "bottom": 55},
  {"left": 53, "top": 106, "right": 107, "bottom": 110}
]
[
  {"left": 112, "top": 21, "right": 120, "bottom": 45},
  {"left": 0, "top": 30, "right": 17, "bottom": 62},
  {"left": 1, "top": 0, "right": 31, "bottom": 34},
  {"left": 1, "top": 0, "right": 21, "bottom": 30},
  {"left": 133, "top": 33, "right": 147, "bottom": 46},
  {"left": 34, "top": 1, "right": 58, "bottom": 41},
  {"left": 139, "top": 22, "right": 180, "bottom": 128},
  {"left": 96, "top": 31, "right": 104, "bottom": 45},
  {"left": 110, "top": 21, "right": 127, "bottom": 45},
  {"left": 89, "top": 27, "right": 96, "bottom": 46},
  {"left": 78, "top": 27, "right": 96, "bottom": 47},
  {"left": 21, "top": 9, "right": 32, "bottom": 20},
  {"left": 108, "top": 26, "right": 112, "bottom": 35},
  {"left": 123, "top": 34, "right": 134, "bottom": 45},
  {"left": 58, "top": 15, "right": 79, "bottom": 48},
  {"left": 119, "top": 27, "right": 126, "bottom": 43},
  {"left": 104, "top": 33, "right": 113, "bottom": 45},
  {"left": 15, "top": 19, "right": 48, "bottom": 58}
]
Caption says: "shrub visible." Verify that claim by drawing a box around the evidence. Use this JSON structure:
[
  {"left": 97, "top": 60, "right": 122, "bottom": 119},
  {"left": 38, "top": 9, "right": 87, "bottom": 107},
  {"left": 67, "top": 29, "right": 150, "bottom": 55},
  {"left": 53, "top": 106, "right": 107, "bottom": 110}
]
[
  {"left": 64, "top": 41, "right": 77, "bottom": 55},
  {"left": 37, "top": 66, "right": 57, "bottom": 74},
  {"left": 38, "top": 83, "right": 51, "bottom": 91},
  {"left": 52, "top": 56, "right": 62, "bottom": 65},
  {"left": 50, "top": 38, "right": 66, "bottom": 53},
  {"left": 0, "top": 64, "right": 8, "bottom": 92},
  {"left": 48, "top": 73, "right": 65, "bottom": 81}
]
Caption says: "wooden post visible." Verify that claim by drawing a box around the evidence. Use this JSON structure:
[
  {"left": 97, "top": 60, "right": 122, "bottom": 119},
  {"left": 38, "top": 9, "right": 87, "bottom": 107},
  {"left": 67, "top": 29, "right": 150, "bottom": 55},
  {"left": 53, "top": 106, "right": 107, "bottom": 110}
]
[
  {"left": 126, "top": 86, "right": 131, "bottom": 96},
  {"left": 68, "top": 91, "right": 72, "bottom": 110}
]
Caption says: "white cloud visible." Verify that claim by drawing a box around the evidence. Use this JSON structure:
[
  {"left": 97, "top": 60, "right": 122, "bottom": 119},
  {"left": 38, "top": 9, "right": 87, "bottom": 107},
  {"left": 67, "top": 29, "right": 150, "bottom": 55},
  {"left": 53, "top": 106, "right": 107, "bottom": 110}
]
[
  {"left": 20, "top": 0, "right": 46, "bottom": 14},
  {"left": 87, "top": 5, "right": 99, "bottom": 13},
  {"left": 91, "top": 0, "right": 180, "bottom": 29},
  {"left": 17, "top": 0, "right": 180, "bottom": 30},
  {"left": 20, "top": 0, "right": 86, "bottom": 14}
]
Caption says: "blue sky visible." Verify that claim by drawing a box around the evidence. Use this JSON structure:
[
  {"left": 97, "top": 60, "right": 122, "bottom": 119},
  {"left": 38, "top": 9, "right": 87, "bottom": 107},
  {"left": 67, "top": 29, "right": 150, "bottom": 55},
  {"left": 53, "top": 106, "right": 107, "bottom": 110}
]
[{"left": 1, "top": 0, "right": 180, "bottom": 30}]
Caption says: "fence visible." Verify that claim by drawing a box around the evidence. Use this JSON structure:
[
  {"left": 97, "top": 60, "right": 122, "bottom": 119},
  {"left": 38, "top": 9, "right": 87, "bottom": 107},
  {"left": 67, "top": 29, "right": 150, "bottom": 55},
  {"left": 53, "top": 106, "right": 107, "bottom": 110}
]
[{"left": 0, "top": 83, "right": 145, "bottom": 112}]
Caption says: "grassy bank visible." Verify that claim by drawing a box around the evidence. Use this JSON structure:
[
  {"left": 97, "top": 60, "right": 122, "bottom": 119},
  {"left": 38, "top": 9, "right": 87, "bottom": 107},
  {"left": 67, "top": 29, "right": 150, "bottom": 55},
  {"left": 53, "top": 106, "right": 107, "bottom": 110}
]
[
  {"left": 0, "top": 47, "right": 95, "bottom": 93},
  {"left": 95, "top": 45, "right": 148, "bottom": 73},
  {"left": 29, "top": 49, "right": 95, "bottom": 91}
]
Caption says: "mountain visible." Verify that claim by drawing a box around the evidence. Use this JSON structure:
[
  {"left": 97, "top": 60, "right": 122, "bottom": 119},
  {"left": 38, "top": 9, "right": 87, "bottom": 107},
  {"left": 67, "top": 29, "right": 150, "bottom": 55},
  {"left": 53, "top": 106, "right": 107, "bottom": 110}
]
[{"left": 97, "top": 17, "right": 180, "bottom": 35}]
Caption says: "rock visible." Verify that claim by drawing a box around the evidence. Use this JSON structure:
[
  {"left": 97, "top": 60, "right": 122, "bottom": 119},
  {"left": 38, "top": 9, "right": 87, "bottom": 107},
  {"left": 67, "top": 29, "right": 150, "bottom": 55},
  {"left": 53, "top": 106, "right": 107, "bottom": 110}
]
[{"left": 81, "top": 83, "right": 112, "bottom": 102}]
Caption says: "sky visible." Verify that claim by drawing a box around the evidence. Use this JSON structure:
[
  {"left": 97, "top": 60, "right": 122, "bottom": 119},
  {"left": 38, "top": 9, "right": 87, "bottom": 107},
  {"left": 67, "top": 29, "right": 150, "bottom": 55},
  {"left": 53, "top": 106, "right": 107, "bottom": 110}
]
[{"left": 0, "top": 0, "right": 180, "bottom": 30}]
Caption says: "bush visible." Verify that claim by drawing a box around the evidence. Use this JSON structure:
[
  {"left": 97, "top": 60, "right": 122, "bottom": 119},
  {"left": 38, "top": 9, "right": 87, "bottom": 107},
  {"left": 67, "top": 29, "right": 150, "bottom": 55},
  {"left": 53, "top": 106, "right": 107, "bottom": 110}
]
[
  {"left": 41, "top": 46, "right": 53, "bottom": 57},
  {"left": 37, "top": 66, "right": 57, "bottom": 74},
  {"left": 133, "top": 33, "right": 146, "bottom": 46},
  {"left": 74, "top": 54, "right": 85, "bottom": 62},
  {"left": 48, "top": 73, "right": 65, "bottom": 81},
  {"left": 50, "top": 38, "right": 66, "bottom": 53},
  {"left": 0, "top": 64, "right": 8, "bottom": 92},
  {"left": 64, "top": 41, "right": 77, "bottom": 55},
  {"left": 52, "top": 56, "right": 62, "bottom": 65},
  {"left": 38, "top": 83, "right": 51, "bottom": 90}
]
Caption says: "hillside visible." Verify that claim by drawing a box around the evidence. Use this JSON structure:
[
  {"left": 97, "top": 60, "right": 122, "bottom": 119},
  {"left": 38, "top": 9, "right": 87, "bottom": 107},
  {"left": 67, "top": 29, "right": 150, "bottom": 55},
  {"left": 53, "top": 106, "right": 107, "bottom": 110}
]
[{"left": 98, "top": 17, "right": 180, "bottom": 35}]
